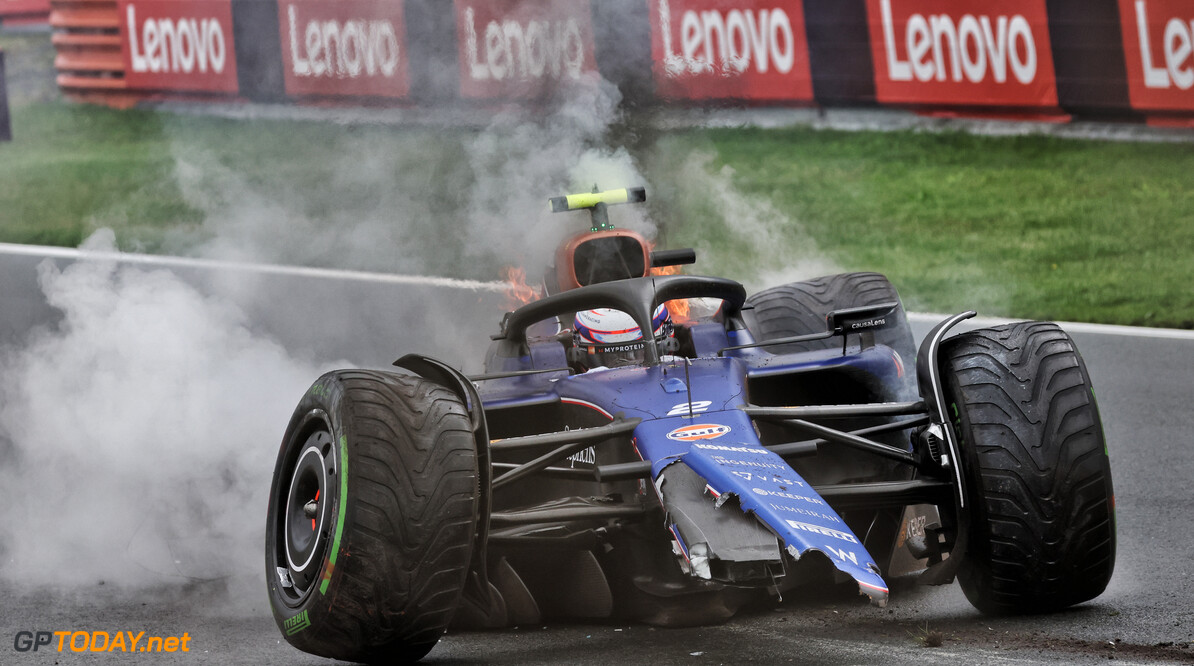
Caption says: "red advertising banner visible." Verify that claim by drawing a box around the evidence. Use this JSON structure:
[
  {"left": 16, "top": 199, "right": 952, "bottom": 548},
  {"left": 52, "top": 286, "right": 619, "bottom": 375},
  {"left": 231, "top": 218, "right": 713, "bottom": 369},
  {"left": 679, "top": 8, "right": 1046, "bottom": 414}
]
[
  {"left": 866, "top": 0, "right": 1058, "bottom": 106},
  {"left": 279, "top": 0, "right": 409, "bottom": 99},
  {"left": 0, "top": 0, "right": 51, "bottom": 25},
  {"left": 648, "top": 0, "right": 813, "bottom": 101},
  {"left": 118, "top": 0, "right": 239, "bottom": 93},
  {"left": 455, "top": 0, "right": 598, "bottom": 99},
  {"left": 1118, "top": 0, "right": 1194, "bottom": 112}
]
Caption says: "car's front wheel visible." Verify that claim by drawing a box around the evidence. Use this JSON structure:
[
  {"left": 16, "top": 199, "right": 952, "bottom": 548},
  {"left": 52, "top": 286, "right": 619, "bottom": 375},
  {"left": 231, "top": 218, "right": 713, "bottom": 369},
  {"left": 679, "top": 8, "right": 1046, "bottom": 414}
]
[
  {"left": 265, "top": 370, "right": 479, "bottom": 663},
  {"left": 942, "top": 322, "right": 1116, "bottom": 614}
]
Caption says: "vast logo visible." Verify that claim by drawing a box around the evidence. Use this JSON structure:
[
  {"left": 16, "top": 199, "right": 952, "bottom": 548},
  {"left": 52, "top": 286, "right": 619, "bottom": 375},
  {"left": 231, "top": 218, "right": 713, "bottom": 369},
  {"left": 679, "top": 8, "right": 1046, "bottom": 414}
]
[{"left": 667, "top": 423, "right": 731, "bottom": 441}]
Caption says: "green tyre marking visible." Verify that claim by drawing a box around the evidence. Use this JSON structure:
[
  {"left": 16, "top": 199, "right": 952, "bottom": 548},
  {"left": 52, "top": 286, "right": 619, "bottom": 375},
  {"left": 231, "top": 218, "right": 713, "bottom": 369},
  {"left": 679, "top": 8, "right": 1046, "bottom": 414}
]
[
  {"left": 284, "top": 610, "right": 311, "bottom": 636},
  {"left": 319, "top": 434, "right": 349, "bottom": 595}
]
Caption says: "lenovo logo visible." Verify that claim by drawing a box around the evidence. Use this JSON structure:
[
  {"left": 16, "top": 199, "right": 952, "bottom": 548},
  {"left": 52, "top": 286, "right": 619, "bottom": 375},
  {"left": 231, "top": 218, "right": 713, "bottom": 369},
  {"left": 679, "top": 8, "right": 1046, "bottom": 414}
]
[
  {"left": 286, "top": 5, "right": 401, "bottom": 79},
  {"left": 1129, "top": 0, "right": 1194, "bottom": 90},
  {"left": 657, "top": 0, "right": 798, "bottom": 76},
  {"left": 277, "top": 0, "right": 409, "bottom": 99},
  {"left": 126, "top": 4, "right": 227, "bottom": 75},
  {"left": 878, "top": 0, "right": 1038, "bottom": 85},
  {"left": 119, "top": 0, "right": 238, "bottom": 92},
  {"left": 462, "top": 7, "right": 586, "bottom": 82}
]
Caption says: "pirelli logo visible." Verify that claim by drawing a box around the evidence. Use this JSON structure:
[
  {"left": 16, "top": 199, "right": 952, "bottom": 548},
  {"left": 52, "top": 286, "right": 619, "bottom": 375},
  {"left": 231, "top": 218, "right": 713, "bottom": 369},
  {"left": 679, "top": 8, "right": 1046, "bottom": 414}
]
[{"left": 786, "top": 519, "right": 858, "bottom": 543}]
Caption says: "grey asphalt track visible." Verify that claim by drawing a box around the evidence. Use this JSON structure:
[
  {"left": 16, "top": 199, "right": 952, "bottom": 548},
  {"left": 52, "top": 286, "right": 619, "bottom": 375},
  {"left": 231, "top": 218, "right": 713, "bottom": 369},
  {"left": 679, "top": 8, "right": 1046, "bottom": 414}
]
[{"left": 1, "top": 247, "right": 1192, "bottom": 664}]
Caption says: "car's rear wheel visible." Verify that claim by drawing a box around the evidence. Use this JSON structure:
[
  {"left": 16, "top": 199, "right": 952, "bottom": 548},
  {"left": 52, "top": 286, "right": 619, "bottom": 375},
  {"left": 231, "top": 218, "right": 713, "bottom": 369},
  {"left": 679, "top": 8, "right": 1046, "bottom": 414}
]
[
  {"left": 744, "top": 272, "right": 916, "bottom": 397},
  {"left": 942, "top": 322, "right": 1116, "bottom": 614},
  {"left": 266, "top": 370, "right": 479, "bottom": 663}
]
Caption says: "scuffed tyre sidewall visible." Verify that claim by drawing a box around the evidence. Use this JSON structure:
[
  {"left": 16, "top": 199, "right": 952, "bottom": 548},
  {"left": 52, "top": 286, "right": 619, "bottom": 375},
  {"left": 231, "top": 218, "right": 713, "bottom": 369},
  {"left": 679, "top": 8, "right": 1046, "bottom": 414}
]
[
  {"left": 265, "top": 373, "right": 436, "bottom": 664},
  {"left": 265, "top": 374, "right": 353, "bottom": 660}
]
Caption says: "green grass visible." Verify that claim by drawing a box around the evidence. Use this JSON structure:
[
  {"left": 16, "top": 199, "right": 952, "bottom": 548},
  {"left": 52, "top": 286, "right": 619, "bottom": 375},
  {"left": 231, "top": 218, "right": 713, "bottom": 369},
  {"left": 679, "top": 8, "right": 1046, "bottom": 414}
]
[
  {"left": 3, "top": 27, "right": 1193, "bottom": 327},
  {"left": 648, "top": 129, "right": 1194, "bottom": 328}
]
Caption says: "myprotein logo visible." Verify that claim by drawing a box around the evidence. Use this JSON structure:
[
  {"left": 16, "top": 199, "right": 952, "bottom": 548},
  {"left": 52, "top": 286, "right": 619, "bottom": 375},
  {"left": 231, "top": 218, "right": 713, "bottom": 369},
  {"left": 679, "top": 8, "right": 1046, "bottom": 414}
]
[
  {"left": 457, "top": 0, "right": 597, "bottom": 99},
  {"left": 866, "top": 0, "right": 1057, "bottom": 106},
  {"left": 650, "top": 0, "right": 812, "bottom": 101},
  {"left": 119, "top": 0, "right": 237, "bottom": 92},
  {"left": 667, "top": 423, "right": 731, "bottom": 441},
  {"left": 279, "top": 0, "right": 409, "bottom": 98},
  {"left": 1119, "top": 0, "right": 1194, "bottom": 111}
]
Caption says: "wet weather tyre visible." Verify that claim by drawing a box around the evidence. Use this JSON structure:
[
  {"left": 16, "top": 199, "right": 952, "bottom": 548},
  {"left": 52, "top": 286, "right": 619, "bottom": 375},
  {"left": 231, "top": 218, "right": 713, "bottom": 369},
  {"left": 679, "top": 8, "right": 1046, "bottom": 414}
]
[
  {"left": 942, "top": 322, "right": 1116, "bottom": 614},
  {"left": 265, "top": 370, "right": 479, "bottom": 663},
  {"left": 744, "top": 272, "right": 916, "bottom": 396}
]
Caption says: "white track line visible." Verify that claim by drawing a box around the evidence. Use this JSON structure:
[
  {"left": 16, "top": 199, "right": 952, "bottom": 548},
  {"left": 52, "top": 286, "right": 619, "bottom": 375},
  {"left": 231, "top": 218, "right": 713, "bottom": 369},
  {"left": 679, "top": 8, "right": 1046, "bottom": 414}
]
[
  {"left": 3, "top": 243, "right": 1191, "bottom": 339},
  {"left": 908, "top": 313, "right": 1194, "bottom": 341},
  {"left": 0, "top": 242, "right": 509, "bottom": 293}
]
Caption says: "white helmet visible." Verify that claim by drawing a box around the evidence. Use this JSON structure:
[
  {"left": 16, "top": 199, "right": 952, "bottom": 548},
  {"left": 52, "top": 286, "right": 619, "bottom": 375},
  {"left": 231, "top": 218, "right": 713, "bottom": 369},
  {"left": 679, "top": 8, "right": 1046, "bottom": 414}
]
[{"left": 573, "top": 304, "right": 671, "bottom": 369}]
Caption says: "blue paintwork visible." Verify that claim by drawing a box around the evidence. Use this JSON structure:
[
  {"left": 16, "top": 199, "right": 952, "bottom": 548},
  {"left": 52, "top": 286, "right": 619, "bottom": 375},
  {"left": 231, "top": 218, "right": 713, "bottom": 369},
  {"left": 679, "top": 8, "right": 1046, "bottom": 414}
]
[{"left": 476, "top": 329, "right": 907, "bottom": 605}]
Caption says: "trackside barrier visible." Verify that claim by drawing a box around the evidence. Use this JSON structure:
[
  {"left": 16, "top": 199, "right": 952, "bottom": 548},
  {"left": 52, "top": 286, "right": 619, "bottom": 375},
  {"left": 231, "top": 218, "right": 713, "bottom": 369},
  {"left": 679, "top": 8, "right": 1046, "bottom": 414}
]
[
  {"left": 50, "top": 0, "right": 130, "bottom": 106},
  {"left": 0, "top": 0, "right": 50, "bottom": 26},
  {"left": 49, "top": 0, "right": 1194, "bottom": 124}
]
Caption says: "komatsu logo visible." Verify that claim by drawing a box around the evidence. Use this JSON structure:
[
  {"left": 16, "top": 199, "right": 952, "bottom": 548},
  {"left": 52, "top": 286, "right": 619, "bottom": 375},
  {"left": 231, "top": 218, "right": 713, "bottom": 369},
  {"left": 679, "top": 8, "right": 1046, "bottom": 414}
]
[{"left": 668, "top": 424, "right": 731, "bottom": 441}]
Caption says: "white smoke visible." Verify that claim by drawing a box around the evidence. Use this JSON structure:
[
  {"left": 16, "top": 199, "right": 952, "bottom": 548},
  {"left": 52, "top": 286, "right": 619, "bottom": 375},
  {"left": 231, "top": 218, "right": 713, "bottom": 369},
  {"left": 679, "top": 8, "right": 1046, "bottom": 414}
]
[
  {"left": 0, "top": 231, "right": 337, "bottom": 590},
  {"left": 0, "top": 70, "right": 840, "bottom": 603},
  {"left": 158, "top": 79, "right": 652, "bottom": 284},
  {"left": 0, "top": 80, "right": 653, "bottom": 597},
  {"left": 649, "top": 149, "right": 841, "bottom": 291}
]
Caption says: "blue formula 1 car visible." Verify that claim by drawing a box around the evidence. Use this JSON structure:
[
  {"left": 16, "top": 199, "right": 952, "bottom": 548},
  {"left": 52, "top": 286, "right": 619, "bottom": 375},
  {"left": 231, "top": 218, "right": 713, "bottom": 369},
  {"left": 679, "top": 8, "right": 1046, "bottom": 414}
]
[{"left": 265, "top": 188, "right": 1116, "bottom": 663}]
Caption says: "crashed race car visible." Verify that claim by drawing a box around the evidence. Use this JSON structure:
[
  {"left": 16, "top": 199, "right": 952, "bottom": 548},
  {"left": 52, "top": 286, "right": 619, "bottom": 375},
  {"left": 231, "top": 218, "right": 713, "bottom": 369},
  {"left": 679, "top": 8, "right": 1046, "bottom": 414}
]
[{"left": 265, "top": 187, "right": 1116, "bottom": 663}]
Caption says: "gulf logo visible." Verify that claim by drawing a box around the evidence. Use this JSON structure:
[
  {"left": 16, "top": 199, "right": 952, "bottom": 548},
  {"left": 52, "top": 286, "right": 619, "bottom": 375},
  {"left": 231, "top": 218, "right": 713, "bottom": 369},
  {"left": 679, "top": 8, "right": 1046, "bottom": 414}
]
[{"left": 667, "top": 423, "right": 731, "bottom": 442}]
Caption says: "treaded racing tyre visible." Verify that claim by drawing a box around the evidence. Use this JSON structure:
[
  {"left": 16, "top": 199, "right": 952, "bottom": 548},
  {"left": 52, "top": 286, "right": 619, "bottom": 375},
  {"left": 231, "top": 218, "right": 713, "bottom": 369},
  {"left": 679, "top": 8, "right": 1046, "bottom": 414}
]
[
  {"left": 744, "top": 272, "right": 916, "bottom": 395},
  {"left": 265, "top": 370, "right": 479, "bottom": 663},
  {"left": 942, "top": 322, "right": 1116, "bottom": 614}
]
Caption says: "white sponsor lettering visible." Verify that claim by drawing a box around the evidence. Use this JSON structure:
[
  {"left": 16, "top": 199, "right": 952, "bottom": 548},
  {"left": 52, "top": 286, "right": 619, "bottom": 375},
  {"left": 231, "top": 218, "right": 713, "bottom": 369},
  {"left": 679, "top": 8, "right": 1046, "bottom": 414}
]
[
  {"left": 751, "top": 487, "right": 824, "bottom": 504},
  {"left": 825, "top": 546, "right": 859, "bottom": 564},
  {"left": 849, "top": 317, "right": 886, "bottom": 330},
  {"left": 786, "top": 519, "right": 858, "bottom": 543},
  {"left": 464, "top": 6, "right": 584, "bottom": 82},
  {"left": 769, "top": 503, "right": 841, "bottom": 522},
  {"left": 1134, "top": 1, "right": 1194, "bottom": 90},
  {"left": 667, "top": 400, "right": 712, "bottom": 416},
  {"left": 711, "top": 456, "right": 789, "bottom": 471},
  {"left": 694, "top": 443, "right": 772, "bottom": 456},
  {"left": 658, "top": 0, "right": 795, "bottom": 77},
  {"left": 567, "top": 445, "right": 596, "bottom": 467},
  {"left": 879, "top": 0, "right": 1036, "bottom": 84},
  {"left": 906, "top": 514, "right": 927, "bottom": 539},
  {"left": 128, "top": 5, "right": 227, "bottom": 74},
  {"left": 286, "top": 5, "right": 400, "bottom": 79}
]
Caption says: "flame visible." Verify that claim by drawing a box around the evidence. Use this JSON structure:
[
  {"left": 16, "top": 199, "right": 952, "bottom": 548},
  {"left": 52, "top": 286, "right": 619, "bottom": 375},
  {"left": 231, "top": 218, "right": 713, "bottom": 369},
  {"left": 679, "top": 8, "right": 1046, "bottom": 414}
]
[
  {"left": 649, "top": 254, "right": 692, "bottom": 324},
  {"left": 502, "top": 266, "right": 540, "bottom": 308}
]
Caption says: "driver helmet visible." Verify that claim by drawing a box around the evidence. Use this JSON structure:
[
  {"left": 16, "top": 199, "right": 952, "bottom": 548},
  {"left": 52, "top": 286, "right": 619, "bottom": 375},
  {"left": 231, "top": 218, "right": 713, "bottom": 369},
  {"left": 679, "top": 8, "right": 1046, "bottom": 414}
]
[{"left": 573, "top": 304, "right": 671, "bottom": 369}]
